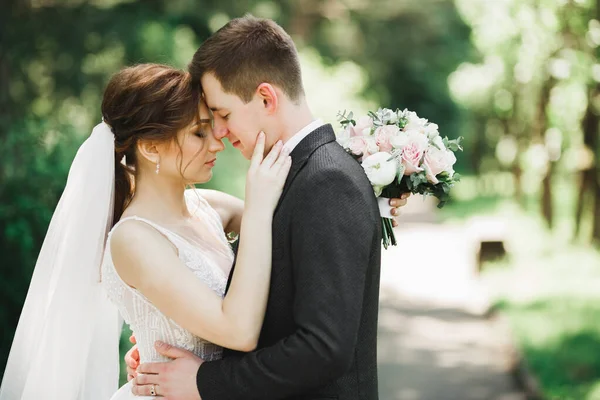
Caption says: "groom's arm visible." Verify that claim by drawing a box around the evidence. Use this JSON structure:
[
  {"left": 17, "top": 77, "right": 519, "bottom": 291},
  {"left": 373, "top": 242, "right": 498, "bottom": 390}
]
[{"left": 197, "top": 170, "right": 378, "bottom": 400}]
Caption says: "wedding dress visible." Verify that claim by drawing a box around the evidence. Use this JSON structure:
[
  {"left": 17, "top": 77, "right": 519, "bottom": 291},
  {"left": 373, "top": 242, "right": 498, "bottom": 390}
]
[
  {"left": 102, "top": 189, "right": 234, "bottom": 400},
  {"left": 0, "top": 123, "right": 236, "bottom": 400}
]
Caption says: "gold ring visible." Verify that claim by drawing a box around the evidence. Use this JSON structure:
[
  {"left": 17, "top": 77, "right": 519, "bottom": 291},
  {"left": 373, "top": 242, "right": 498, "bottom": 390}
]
[{"left": 150, "top": 384, "right": 156, "bottom": 396}]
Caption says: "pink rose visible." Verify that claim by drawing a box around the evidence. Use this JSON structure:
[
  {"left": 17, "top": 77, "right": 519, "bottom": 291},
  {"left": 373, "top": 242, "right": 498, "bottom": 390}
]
[
  {"left": 374, "top": 125, "right": 399, "bottom": 153},
  {"left": 350, "top": 116, "right": 374, "bottom": 137},
  {"left": 422, "top": 145, "right": 457, "bottom": 184},
  {"left": 348, "top": 136, "right": 368, "bottom": 156},
  {"left": 401, "top": 144, "right": 425, "bottom": 175},
  {"left": 348, "top": 136, "right": 378, "bottom": 158},
  {"left": 390, "top": 130, "right": 429, "bottom": 175}
]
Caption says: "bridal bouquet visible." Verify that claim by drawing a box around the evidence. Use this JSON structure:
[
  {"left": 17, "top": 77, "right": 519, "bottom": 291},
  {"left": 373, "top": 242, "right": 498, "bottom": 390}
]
[{"left": 336, "top": 108, "right": 463, "bottom": 249}]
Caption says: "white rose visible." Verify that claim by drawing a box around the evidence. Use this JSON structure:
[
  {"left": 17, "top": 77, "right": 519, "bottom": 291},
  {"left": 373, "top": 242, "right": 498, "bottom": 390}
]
[
  {"left": 390, "top": 129, "right": 429, "bottom": 152},
  {"left": 431, "top": 135, "right": 445, "bottom": 150},
  {"left": 380, "top": 108, "right": 398, "bottom": 124},
  {"left": 424, "top": 123, "right": 440, "bottom": 139},
  {"left": 362, "top": 152, "right": 398, "bottom": 187},
  {"left": 403, "top": 111, "right": 429, "bottom": 133},
  {"left": 336, "top": 126, "right": 352, "bottom": 148}
]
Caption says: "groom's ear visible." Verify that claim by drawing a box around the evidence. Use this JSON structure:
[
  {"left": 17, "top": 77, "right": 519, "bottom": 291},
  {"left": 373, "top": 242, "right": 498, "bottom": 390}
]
[
  {"left": 136, "top": 140, "right": 161, "bottom": 164},
  {"left": 256, "top": 83, "right": 278, "bottom": 114}
]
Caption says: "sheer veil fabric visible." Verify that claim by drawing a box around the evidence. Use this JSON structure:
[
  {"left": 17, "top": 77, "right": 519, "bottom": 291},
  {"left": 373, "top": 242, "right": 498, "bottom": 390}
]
[{"left": 0, "top": 122, "right": 123, "bottom": 400}]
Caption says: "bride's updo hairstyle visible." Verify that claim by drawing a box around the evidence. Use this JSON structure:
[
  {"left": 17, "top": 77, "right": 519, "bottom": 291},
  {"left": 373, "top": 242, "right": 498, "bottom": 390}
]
[{"left": 101, "top": 64, "right": 201, "bottom": 225}]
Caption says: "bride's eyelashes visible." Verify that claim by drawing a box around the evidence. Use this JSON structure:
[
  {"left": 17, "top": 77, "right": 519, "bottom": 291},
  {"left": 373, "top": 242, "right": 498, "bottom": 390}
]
[
  {"left": 195, "top": 121, "right": 212, "bottom": 138},
  {"left": 195, "top": 130, "right": 207, "bottom": 138}
]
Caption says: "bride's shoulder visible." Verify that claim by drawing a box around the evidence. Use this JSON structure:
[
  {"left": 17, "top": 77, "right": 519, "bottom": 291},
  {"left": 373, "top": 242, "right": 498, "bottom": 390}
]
[
  {"left": 109, "top": 218, "right": 176, "bottom": 260},
  {"left": 109, "top": 218, "right": 179, "bottom": 284}
]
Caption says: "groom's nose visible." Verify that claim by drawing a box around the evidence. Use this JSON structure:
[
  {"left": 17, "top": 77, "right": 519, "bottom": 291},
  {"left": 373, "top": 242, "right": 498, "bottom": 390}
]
[
  {"left": 214, "top": 127, "right": 229, "bottom": 140},
  {"left": 213, "top": 119, "right": 229, "bottom": 140}
]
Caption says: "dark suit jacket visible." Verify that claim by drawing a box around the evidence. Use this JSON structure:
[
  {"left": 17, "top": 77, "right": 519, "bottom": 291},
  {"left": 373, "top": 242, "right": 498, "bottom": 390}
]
[{"left": 197, "top": 124, "right": 382, "bottom": 400}]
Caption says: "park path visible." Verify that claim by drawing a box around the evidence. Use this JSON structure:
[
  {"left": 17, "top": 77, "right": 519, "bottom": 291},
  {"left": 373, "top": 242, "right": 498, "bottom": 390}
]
[{"left": 377, "top": 199, "right": 527, "bottom": 400}]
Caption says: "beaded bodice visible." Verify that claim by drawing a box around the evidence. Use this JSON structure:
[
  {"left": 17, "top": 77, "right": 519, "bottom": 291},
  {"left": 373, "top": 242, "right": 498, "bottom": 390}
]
[{"left": 101, "top": 190, "right": 234, "bottom": 363}]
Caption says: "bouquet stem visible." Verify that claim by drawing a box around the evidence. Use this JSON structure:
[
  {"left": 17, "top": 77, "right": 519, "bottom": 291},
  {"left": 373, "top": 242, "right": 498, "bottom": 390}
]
[{"left": 381, "top": 217, "right": 397, "bottom": 249}]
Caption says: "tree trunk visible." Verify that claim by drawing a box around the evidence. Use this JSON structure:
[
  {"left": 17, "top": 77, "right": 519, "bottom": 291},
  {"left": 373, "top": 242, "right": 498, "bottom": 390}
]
[
  {"left": 541, "top": 162, "right": 554, "bottom": 229},
  {"left": 591, "top": 0, "right": 600, "bottom": 243},
  {"left": 578, "top": 88, "right": 599, "bottom": 239},
  {"left": 593, "top": 169, "right": 600, "bottom": 243},
  {"left": 470, "top": 116, "right": 487, "bottom": 175},
  {"left": 537, "top": 78, "right": 554, "bottom": 228},
  {"left": 575, "top": 169, "right": 593, "bottom": 238}
]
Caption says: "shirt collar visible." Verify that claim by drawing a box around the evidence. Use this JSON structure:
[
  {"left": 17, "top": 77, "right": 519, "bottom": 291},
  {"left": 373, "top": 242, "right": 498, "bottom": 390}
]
[{"left": 282, "top": 119, "right": 324, "bottom": 154}]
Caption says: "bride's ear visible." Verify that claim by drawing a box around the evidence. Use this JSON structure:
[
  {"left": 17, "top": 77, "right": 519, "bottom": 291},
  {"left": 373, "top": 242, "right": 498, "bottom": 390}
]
[
  {"left": 256, "top": 83, "right": 278, "bottom": 114},
  {"left": 136, "top": 139, "right": 161, "bottom": 165}
]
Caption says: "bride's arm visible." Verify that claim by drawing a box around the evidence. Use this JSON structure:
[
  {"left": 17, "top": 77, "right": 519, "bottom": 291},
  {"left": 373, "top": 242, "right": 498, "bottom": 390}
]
[
  {"left": 195, "top": 189, "right": 243, "bottom": 234},
  {"left": 112, "top": 136, "right": 290, "bottom": 352},
  {"left": 197, "top": 189, "right": 409, "bottom": 235}
]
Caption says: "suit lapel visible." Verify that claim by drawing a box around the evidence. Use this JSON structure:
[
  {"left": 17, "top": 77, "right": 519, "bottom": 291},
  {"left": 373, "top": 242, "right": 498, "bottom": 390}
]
[
  {"left": 276, "top": 124, "right": 337, "bottom": 212},
  {"left": 226, "top": 124, "right": 338, "bottom": 292}
]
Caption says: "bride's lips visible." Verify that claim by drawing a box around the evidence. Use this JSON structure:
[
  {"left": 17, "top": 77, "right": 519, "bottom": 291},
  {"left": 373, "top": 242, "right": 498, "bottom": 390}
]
[
  {"left": 231, "top": 140, "right": 242, "bottom": 149},
  {"left": 205, "top": 158, "right": 217, "bottom": 167}
]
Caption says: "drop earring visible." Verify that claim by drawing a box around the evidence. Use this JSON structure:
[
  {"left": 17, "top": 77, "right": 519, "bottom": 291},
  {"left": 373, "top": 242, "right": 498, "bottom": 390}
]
[{"left": 155, "top": 161, "right": 160, "bottom": 175}]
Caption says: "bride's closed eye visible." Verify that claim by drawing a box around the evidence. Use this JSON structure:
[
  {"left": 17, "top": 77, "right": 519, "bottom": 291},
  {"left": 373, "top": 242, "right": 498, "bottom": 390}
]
[
  {"left": 195, "top": 118, "right": 212, "bottom": 138},
  {"left": 195, "top": 129, "right": 207, "bottom": 138}
]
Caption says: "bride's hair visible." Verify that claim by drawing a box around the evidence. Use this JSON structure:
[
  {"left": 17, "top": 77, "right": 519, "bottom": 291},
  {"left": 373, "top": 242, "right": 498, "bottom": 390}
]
[{"left": 101, "top": 64, "right": 201, "bottom": 225}]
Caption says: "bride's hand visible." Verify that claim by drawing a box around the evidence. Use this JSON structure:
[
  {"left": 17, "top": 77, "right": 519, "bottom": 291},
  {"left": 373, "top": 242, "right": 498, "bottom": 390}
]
[{"left": 245, "top": 132, "right": 292, "bottom": 212}]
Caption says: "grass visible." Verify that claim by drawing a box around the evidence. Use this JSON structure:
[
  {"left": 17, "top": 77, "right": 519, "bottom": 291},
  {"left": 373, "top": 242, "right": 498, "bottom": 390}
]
[
  {"left": 484, "top": 241, "right": 600, "bottom": 400},
  {"left": 441, "top": 177, "right": 600, "bottom": 399}
]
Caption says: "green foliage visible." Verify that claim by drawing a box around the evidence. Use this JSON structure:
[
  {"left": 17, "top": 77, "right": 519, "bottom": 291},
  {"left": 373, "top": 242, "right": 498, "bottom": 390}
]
[{"left": 336, "top": 110, "right": 356, "bottom": 129}]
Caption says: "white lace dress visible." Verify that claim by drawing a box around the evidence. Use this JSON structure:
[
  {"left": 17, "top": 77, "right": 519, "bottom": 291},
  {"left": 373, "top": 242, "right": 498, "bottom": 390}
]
[{"left": 101, "top": 190, "right": 234, "bottom": 400}]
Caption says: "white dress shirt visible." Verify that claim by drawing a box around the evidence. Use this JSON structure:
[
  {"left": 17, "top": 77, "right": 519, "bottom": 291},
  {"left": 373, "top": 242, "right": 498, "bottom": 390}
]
[{"left": 282, "top": 119, "right": 324, "bottom": 154}]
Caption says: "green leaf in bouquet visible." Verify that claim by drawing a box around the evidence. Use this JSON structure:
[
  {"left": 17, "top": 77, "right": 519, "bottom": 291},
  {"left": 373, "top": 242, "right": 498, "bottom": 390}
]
[
  {"left": 444, "top": 136, "right": 464, "bottom": 152},
  {"left": 412, "top": 171, "right": 428, "bottom": 187},
  {"left": 452, "top": 172, "right": 461, "bottom": 182},
  {"left": 373, "top": 185, "right": 383, "bottom": 197},
  {"left": 396, "top": 163, "right": 406, "bottom": 184},
  {"left": 368, "top": 111, "right": 381, "bottom": 125},
  {"left": 398, "top": 117, "right": 408, "bottom": 129},
  {"left": 436, "top": 171, "right": 453, "bottom": 183},
  {"left": 337, "top": 110, "right": 357, "bottom": 128}
]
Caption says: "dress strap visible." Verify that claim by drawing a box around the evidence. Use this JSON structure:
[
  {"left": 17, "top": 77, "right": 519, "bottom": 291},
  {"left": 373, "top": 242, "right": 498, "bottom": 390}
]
[
  {"left": 110, "top": 216, "right": 186, "bottom": 250},
  {"left": 184, "top": 189, "right": 225, "bottom": 235}
]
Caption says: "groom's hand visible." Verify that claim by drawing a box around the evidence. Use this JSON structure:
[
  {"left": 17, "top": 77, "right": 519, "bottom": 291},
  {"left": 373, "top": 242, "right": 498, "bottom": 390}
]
[
  {"left": 133, "top": 341, "right": 204, "bottom": 400},
  {"left": 388, "top": 193, "right": 411, "bottom": 227}
]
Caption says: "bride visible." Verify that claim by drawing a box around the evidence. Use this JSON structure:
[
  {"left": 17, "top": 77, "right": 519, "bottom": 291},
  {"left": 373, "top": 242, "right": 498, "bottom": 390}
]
[{"left": 0, "top": 63, "right": 291, "bottom": 400}]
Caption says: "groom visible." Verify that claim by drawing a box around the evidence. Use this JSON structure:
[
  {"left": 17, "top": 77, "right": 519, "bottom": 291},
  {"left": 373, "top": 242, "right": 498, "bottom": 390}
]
[{"left": 130, "top": 15, "right": 408, "bottom": 400}]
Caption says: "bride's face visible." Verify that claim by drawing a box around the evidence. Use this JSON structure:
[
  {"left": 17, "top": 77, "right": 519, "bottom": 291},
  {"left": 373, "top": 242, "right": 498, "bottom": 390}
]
[{"left": 158, "top": 100, "right": 225, "bottom": 184}]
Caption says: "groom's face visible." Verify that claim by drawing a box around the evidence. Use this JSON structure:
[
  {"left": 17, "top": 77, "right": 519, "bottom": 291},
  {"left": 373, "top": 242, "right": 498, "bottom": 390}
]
[{"left": 202, "top": 73, "right": 265, "bottom": 160}]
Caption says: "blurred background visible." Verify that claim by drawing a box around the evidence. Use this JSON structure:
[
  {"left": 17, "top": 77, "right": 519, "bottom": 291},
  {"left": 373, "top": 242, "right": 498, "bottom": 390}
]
[{"left": 1, "top": 0, "right": 600, "bottom": 398}]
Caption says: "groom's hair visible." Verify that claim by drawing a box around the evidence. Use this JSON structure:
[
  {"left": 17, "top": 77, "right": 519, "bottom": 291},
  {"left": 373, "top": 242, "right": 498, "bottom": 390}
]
[{"left": 189, "top": 15, "right": 304, "bottom": 103}]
